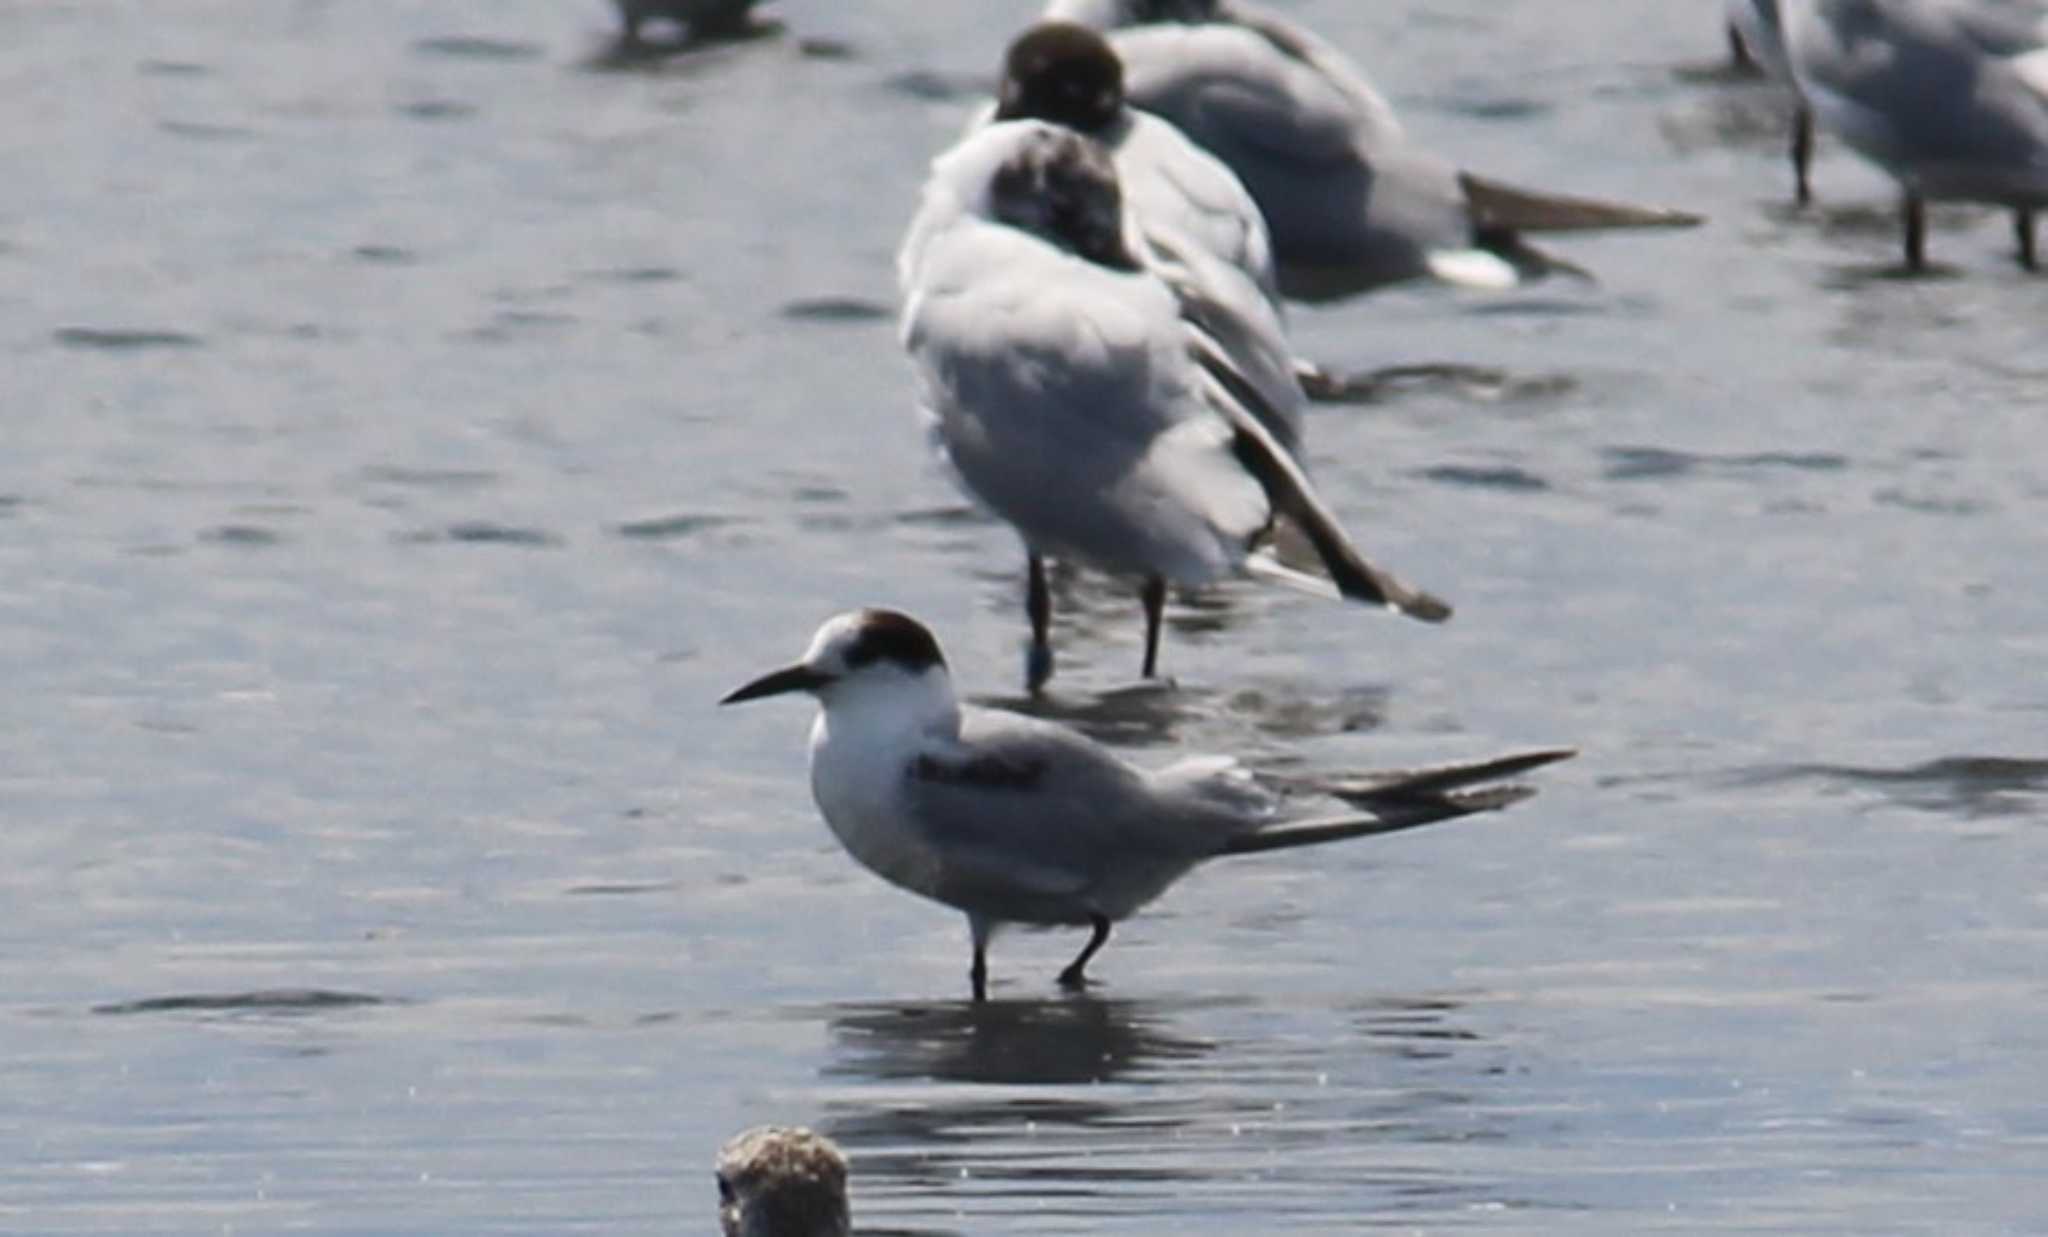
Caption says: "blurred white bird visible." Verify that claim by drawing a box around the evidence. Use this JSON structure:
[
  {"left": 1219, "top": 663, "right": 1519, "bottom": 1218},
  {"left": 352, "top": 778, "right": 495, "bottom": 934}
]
[
  {"left": 716, "top": 1126, "right": 850, "bottom": 1237},
  {"left": 897, "top": 118, "right": 1448, "bottom": 690},
  {"left": 721, "top": 608, "right": 1574, "bottom": 1000},
  {"left": 1043, "top": 0, "right": 1703, "bottom": 298},
  {"left": 1781, "top": 0, "right": 2048, "bottom": 268},
  {"left": 614, "top": 0, "right": 761, "bottom": 47},
  {"left": 1727, "top": 0, "right": 1819, "bottom": 203}
]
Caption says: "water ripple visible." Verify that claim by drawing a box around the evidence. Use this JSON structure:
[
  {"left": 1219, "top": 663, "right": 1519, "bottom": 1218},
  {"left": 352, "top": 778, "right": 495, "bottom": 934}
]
[
  {"left": 412, "top": 36, "right": 546, "bottom": 62},
  {"left": 1603, "top": 445, "right": 1850, "bottom": 481},
  {"left": 780, "top": 296, "right": 892, "bottom": 323},
  {"left": 615, "top": 511, "right": 745, "bottom": 541},
  {"left": 93, "top": 989, "right": 389, "bottom": 1018},
  {"left": 1739, "top": 754, "right": 2048, "bottom": 818},
  {"left": 54, "top": 327, "right": 204, "bottom": 351}
]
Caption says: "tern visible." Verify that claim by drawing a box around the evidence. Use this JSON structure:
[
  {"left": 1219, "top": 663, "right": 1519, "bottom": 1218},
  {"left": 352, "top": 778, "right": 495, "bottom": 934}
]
[
  {"left": 1043, "top": 0, "right": 1704, "bottom": 298},
  {"left": 721, "top": 608, "right": 1574, "bottom": 1001},
  {"left": 1780, "top": 0, "right": 2048, "bottom": 269},
  {"left": 717, "top": 1126, "right": 850, "bottom": 1237},
  {"left": 899, "top": 117, "right": 1448, "bottom": 691}
]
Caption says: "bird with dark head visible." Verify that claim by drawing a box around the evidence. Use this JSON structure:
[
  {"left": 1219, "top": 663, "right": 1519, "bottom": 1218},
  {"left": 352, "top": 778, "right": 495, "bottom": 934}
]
[
  {"left": 996, "top": 21, "right": 1126, "bottom": 133},
  {"left": 723, "top": 609, "right": 1573, "bottom": 1000}
]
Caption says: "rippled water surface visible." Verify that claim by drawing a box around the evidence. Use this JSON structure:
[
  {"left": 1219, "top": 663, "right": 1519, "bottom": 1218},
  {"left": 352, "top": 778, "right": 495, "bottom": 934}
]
[{"left": 4, "top": 1, "right": 2045, "bottom": 1233}]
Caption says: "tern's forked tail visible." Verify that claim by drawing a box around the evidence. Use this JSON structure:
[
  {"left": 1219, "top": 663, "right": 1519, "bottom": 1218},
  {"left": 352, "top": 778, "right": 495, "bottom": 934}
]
[{"left": 1219, "top": 747, "right": 1576, "bottom": 856}]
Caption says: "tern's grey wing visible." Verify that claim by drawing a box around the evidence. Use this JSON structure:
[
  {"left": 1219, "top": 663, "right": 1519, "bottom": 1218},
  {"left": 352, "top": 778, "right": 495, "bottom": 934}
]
[{"left": 900, "top": 709, "right": 1204, "bottom": 904}]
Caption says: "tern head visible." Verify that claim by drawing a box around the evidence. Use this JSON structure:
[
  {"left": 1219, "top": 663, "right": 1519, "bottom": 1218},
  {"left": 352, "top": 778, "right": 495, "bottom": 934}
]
[
  {"left": 716, "top": 1125, "right": 851, "bottom": 1237},
  {"left": 996, "top": 23, "right": 1125, "bottom": 133},
  {"left": 721, "top": 609, "right": 951, "bottom": 708},
  {"left": 985, "top": 124, "right": 1141, "bottom": 271}
]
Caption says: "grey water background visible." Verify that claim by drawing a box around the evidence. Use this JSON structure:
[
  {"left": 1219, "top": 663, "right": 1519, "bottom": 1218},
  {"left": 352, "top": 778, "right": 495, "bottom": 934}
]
[{"left": 3, "top": 0, "right": 2045, "bottom": 1231}]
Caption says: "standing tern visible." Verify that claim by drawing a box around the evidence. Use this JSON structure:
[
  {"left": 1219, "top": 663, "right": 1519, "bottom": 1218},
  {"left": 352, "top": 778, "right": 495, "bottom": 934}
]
[
  {"left": 899, "top": 118, "right": 1448, "bottom": 691},
  {"left": 1781, "top": 0, "right": 2048, "bottom": 269},
  {"left": 721, "top": 608, "right": 1574, "bottom": 1001},
  {"left": 1044, "top": 0, "right": 1704, "bottom": 298},
  {"left": 717, "top": 1126, "right": 851, "bottom": 1237}
]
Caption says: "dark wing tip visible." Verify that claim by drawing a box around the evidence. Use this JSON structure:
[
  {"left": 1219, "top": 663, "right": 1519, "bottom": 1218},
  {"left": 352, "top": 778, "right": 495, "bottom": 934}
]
[{"left": 1396, "top": 589, "right": 1453, "bottom": 623}]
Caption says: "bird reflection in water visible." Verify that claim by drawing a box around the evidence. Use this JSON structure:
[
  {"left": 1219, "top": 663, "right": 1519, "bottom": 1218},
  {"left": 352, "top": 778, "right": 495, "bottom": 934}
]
[
  {"left": 822, "top": 993, "right": 1215, "bottom": 1088},
  {"left": 810, "top": 992, "right": 1511, "bottom": 1220}
]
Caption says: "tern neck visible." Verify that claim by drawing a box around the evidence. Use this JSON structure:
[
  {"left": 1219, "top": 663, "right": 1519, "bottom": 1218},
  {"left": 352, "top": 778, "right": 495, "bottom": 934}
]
[{"left": 815, "top": 666, "right": 962, "bottom": 744}]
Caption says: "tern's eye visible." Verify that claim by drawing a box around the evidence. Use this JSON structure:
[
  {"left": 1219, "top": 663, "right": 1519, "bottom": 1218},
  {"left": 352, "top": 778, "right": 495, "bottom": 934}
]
[{"left": 717, "top": 1174, "right": 735, "bottom": 1203}]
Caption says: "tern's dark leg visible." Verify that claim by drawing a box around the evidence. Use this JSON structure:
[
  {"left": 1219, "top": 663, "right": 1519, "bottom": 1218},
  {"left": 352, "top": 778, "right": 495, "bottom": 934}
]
[
  {"left": 969, "top": 915, "right": 993, "bottom": 1003},
  {"left": 1791, "top": 107, "right": 1813, "bottom": 207},
  {"left": 1026, "top": 553, "right": 1054, "bottom": 694},
  {"left": 2016, "top": 208, "right": 2037, "bottom": 271},
  {"left": 1056, "top": 914, "right": 1112, "bottom": 989},
  {"left": 1138, "top": 576, "right": 1166, "bottom": 680},
  {"left": 1903, "top": 193, "right": 1926, "bottom": 271}
]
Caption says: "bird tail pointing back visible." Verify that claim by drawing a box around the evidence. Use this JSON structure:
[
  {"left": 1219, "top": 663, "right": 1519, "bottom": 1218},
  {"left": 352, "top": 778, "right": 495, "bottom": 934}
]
[{"left": 1220, "top": 748, "right": 1575, "bottom": 856}]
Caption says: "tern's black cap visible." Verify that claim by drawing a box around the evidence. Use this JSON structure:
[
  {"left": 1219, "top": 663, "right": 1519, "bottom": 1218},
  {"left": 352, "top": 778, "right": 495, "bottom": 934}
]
[{"left": 842, "top": 608, "right": 947, "bottom": 674}]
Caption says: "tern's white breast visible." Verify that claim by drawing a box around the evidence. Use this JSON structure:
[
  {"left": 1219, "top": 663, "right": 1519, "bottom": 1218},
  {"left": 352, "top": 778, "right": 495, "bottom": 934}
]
[{"left": 805, "top": 701, "right": 948, "bottom": 904}]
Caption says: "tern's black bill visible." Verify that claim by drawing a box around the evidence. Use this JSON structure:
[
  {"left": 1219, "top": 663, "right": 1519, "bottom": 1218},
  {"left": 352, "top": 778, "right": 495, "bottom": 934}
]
[{"left": 720, "top": 664, "right": 829, "bottom": 704}]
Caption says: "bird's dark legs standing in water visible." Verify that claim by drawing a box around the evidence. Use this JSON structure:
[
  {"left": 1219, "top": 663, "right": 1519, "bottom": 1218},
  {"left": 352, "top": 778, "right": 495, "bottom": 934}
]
[
  {"left": 1903, "top": 193, "right": 1926, "bottom": 270},
  {"left": 970, "top": 944, "right": 988, "bottom": 1003},
  {"left": 1791, "top": 108, "right": 1813, "bottom": 206},
  {"left": 1139, "top": 576, "right": 1166, "bottom": 679},
  {"left": 1026, "top": 553, "right": 1053, "bottom": 693},
  {"left": 1727, "top": 22, "right": 1755, "bottom": 73},
  {"left": 1057, "top": 914, "right": 1112, "bottom": 989},
  {"left": 2016, "top": 208, "right": 2038, "bottom": 270}
]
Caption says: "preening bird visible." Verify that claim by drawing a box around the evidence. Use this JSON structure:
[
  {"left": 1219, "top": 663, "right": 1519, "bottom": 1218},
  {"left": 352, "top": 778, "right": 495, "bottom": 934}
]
[{"left": 898, "top": 118, "right": 1448, "bottom": 691}]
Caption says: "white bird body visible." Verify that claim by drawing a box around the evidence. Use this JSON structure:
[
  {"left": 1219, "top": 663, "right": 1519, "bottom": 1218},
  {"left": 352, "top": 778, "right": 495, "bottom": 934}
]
[
  {"left": 898, "top": 118, "right": 1446, "bottom": 688},
  {"left": 722, "top": 609, "right": 1573, "bottom": 999},
  {"left": 1046, "top": 0, "right": 1701, "bottom": 297},
  {"left": 948, "top": 22, "right": 1303, "bottom": 444},
  {"left": 1780, "top": 0, "right": 2048, "bottom": 263},
  {"left": 807, "top": 675, "right": 1258, "bottom": 930},
  {"left": 904, "top": 181, "right": 1267, "bottom": 584}
]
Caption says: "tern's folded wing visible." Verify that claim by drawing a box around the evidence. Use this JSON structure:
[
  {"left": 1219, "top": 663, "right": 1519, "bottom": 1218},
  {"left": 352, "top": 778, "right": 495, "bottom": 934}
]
[{"left": 898, "top": 711, "right": 1166, "bottom": 897}]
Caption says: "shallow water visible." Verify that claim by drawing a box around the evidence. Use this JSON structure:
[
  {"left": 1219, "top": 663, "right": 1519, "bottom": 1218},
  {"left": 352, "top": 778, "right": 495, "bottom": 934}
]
[{"left": 3, "top": 1, "right": 2045, "bottom": 1233}]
